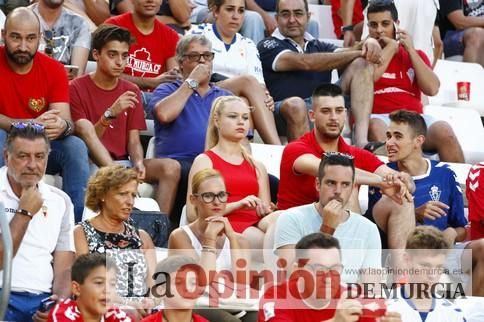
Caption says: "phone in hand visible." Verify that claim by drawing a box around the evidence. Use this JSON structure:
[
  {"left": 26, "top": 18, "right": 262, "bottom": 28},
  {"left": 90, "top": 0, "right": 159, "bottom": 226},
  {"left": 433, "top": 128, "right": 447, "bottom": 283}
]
[
  {"left": 39, "top": 296, "right": 56, "bottom": 313},
  {"left": 393, "top": 21, "right": 399, "bottom": 42}
]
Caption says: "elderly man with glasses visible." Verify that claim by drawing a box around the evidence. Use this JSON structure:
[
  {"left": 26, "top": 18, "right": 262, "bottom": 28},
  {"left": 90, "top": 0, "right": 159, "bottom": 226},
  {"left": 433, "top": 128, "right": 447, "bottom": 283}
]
[
  {"left": 0, "top": 122, "right": 75, "bottom": 322},
  {"left": 276, "top": 83, "right": 416, "bottom": 272},
  {"left": 0, "top": 7, "right": 89, "bottom": 223}
]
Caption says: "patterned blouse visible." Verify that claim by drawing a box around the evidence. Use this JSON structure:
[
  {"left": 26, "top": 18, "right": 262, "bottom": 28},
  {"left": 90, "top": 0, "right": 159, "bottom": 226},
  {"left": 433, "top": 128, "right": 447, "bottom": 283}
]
[{"left": 80, "top": 220, "right": 148, "bottom": 297}]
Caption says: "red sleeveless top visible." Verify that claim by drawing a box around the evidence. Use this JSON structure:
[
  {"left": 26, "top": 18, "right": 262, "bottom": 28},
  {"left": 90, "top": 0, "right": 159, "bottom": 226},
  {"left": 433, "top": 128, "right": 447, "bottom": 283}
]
[{"left": 205, "top": 150, "right": 260, "bottom": 233}]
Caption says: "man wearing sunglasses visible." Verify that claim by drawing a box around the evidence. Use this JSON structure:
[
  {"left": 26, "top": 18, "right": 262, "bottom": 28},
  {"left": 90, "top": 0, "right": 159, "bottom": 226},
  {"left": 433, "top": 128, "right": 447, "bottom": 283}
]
[
  {"left": 0, "top": 122, "right": 75, "bottom": 322},
  {"left": 277, "top": 83, "right": 415, "bottom": 266},
  {"left": 0, "top": 7, "right": 89, "bottom": 223}
]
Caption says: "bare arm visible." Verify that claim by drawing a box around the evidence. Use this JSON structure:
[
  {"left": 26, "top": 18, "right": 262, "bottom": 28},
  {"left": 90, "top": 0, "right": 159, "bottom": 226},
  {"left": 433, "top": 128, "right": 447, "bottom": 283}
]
[
  {"left": 115, "top": 0, "right": 133, "bottom": 13},
  {"left": 70, "top": 46, "right": 89, "bottom": 76},
  {"left": 373, "top": 37, "right": 399, "bottom": 81},
  {"left": 293, "top": 154, "right": 384, "bottom": 186},
  {"left": 432, "top": 26, "right": 443, "bottom": 68},
  {"left": 245, "top": 0, "right": 277, "bottom": 35},
  {"left": 447, "top": 10, "right": 484, "bottom": 29},
  {"left": 275, "top": 50, "right": 363, "bottom": 72},
  {"left": 52, "top": 250, "right": 75, "bottom": 298},
  {"left": 340, "top": 0, "right": 357, "bottom": 47},
  {"left": 82, "top": 0, "right": 110, "bottom": 25},
  {"left": 74, "top": 119, "right": 113, "bottom": 167},
  {"left": 167, "top": 0, "right": 193, "bottom": 27},
  {"left": 398, "top": 30, "right": 440, "bottom": 96},
  {"left": 127, "top": 130, "right": 146, "bottom": 179},
  {"left": 73, "top": 224, "right": 90, "bottom": 256}
]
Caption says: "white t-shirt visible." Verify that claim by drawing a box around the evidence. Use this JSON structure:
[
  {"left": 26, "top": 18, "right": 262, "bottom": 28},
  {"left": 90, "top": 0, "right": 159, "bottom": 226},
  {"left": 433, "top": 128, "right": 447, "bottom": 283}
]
[
  {"left": 386, "top": 287, "right": 466, "bottom": 322},
  {"left": 188, "top": 23, "right": 265, "bottom": 84},
  {"left": 274, "top": 203, "right": 382, "bottom": 283},
  {"left": 0, "top": 167, "right": 75, "bottom": 294}
]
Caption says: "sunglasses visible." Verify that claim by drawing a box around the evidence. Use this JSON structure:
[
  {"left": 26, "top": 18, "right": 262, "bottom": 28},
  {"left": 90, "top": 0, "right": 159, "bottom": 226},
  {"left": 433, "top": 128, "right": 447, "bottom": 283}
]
[
  {"left": 10, "top": 122, "right": 45, "bottom": 133},
  {"left": 43, "top": 30, "right": 55, "bottom": 57},
  {"left": 322, "top": 151, "right": 354, "bottom": 160}
]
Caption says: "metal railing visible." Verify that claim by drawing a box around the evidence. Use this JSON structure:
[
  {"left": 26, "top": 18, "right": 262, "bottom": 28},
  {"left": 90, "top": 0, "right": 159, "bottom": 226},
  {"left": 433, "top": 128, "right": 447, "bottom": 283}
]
[{"left": 0, "top": 202, "right": 13, "bottom": 320}]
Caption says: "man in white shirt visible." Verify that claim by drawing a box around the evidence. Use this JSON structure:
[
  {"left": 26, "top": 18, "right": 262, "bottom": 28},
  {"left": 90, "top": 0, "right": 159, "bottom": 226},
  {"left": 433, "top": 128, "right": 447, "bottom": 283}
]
[{"left": 0, "top": 122, "right": 75, "bottom": 322}]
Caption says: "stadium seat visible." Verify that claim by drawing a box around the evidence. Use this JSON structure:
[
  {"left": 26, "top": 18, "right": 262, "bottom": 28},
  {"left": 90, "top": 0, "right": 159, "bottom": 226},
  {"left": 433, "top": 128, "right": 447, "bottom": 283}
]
[
  {"left": 429, "top": 60, "right": 484, "bottom": 115},
  {"left": 423, "top": 105, "right": 484, "bottom": 164},
  {"left": 250, "top": 143, "right": 284, "bottom": 178},
  {"left": 308, "top": 4, "right": 337, "bottom": 39}
]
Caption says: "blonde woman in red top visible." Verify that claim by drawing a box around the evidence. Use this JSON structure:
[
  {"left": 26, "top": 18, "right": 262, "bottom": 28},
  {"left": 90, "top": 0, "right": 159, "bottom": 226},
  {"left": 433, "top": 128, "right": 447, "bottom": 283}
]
[{"left": 186, "top": 96, "right": 278, "bottom": 251}]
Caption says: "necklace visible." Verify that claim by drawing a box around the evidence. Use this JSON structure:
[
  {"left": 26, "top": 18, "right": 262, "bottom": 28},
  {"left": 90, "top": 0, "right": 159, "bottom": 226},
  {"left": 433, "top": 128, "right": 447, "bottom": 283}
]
[{"left": 162, "top": 311, "right": 193, "bottom": 322}]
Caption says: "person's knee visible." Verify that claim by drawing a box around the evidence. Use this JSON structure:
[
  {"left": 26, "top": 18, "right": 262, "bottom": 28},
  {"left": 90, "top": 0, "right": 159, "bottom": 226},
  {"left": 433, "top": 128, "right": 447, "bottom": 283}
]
[
  {"left": 463, "top": 28, "right": 484, "bottom": 47},
  {"left": 428, "top": 121, "right": 460, "bottom": 146},
  {"left": 236, "top": 74, "right": 260, "bottom": 89},
  {"left": 471, "top": 239, "right": 484, "bottom": 260},
  {"left": 60, "top": 136, "right": 89, "bottom": 161},
  {"left": 281, "top": 97, "right": 308, "bottom": 124},
  {"left": 155, "top": 159, "right": 182, "bottom": 182},
  {"left": 369, "top": 118, "right": 387, "bottom": 137}
]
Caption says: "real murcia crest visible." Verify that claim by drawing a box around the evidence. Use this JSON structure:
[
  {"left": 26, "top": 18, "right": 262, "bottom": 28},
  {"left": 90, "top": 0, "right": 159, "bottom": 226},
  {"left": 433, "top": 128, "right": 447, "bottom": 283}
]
[{"left": 429, "top": 185, "right": 441, "bottom": 201}]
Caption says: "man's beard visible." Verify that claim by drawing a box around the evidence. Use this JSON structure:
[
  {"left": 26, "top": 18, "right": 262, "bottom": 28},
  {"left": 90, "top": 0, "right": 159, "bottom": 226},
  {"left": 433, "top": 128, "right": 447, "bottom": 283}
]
[
  {"left": 43, "top": 0, "right": 64, "bottom": 9},
  {"left": 6, "top": 45, "right": 35, "bottom": 65}
]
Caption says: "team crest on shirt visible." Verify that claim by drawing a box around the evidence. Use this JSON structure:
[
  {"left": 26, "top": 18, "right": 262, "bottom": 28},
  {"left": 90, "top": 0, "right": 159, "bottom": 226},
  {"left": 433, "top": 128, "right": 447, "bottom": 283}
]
[
  {"left": 28, "top": 97, "right": 46, "bottom": 112},
  {"left": 429, "top": 185, "right": 442, "bottom": 201},
  {"left": 262, "top": 39, "right": 278, "bottom": 49},
  {"left": 407, "top": 68, "right": 415, "bottom": 83}
]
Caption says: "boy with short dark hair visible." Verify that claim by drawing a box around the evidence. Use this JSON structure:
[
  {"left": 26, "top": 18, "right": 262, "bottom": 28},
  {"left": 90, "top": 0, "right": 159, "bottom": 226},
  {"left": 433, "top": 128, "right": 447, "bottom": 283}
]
[{"left": 48, "top": 253, "right": 132, "bottom": 322}]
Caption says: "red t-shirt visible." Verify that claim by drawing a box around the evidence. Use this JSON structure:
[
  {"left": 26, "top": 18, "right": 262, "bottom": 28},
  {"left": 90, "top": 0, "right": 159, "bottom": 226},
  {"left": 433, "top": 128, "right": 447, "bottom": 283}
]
[
  {"left": 69, "top": 75, "right": 146, "bottom": 160},
  {"left": 373, "top": 46, "right": 431, "bottom": 114},
  {"left": 331, "top": 0, "right": 364, "bottom": 39},
  {"left": 205, "top": 150, "right": 260, "bottom": 233},
  {"left": 258, "top": 279, "right": 387, "bottom": 322},
  {"left": 105, "top": 13, "right": 179, "bottom": 83},
  {"left": 277, "top": 131, "right": 383, "bottom": 210},
  {"left": 141, "top": 310, "right": 208, "bottom": 322},
  {"left": 0, "top": 46, "right": 69, "bottom": 118},
  {"left": 48, "top": 298, "right": 132, "bottom": 322}
]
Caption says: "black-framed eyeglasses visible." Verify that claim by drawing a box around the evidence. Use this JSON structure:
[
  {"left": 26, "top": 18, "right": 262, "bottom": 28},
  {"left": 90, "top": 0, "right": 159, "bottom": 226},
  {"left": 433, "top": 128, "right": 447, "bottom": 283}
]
[
  {"left": 322, "top": 152, "right": 354, "bottom": 160},
  {"left": 10, "top": 122, "right": 45, "bottom": 133},
  {"left": 183, "top": 52, "right": 215, "bottom": 62},
  {"left": 43, "top": 30, "right": 55, "bottom": 57},
  {"left": 194, "top": 191, "right": 229, "bottom": 203}
]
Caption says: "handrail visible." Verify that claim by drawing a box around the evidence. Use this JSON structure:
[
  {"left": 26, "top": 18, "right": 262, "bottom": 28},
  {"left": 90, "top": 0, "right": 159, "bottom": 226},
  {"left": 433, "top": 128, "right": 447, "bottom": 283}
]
[{"left": 0, "top": 202, "right": 13, "bottom": 320}]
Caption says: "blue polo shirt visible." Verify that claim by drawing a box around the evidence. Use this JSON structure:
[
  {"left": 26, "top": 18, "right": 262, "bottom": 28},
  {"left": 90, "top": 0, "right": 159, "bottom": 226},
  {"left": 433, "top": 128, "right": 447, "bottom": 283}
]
[
  {"left": 148, "top": 80, "right": 232, "bottom": 161},
  {"left": 257, "top": 30, "right": 337, "bottom": 102},
  {"left": 367, "top": 159, "right": 467, "bottom": 231}
]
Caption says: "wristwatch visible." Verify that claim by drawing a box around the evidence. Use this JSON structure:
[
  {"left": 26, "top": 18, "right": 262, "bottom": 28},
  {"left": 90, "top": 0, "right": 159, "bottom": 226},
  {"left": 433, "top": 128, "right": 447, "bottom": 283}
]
[
  {"left": 16, "top": 208, "right": 33, "bottom": 219},
  {"left": 185, "top": 78, "right": 199, "bottom": 91},
  {"left": 103, "top": 109, "right": 116, "bottom": 120},
  {"left": 341, "top": 25, "right": 354, "bottom": 33}
]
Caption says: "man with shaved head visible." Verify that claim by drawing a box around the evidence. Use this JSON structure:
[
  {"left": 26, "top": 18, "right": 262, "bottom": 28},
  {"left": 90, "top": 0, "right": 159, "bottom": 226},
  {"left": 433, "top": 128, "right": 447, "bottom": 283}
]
[{"left": 0, "top": 7, "right": 89, "bottom": 223}]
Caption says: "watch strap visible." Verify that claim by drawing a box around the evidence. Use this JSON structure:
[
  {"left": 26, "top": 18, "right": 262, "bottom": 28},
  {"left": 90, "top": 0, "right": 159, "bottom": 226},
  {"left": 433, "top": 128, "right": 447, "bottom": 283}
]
[{"left": 341, "top": 25, "right": 354, "bottom": 33}]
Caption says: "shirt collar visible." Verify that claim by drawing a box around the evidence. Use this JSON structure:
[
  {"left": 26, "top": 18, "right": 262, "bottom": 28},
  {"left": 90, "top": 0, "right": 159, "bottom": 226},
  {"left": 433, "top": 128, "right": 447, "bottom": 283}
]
[{"left": 272, "top": 28, "right": 314, "bottom": 52}]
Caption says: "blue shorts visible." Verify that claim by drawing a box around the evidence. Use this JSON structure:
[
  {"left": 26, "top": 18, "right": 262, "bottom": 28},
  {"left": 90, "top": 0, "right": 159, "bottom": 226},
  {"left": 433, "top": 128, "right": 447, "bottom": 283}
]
[
  {"left": 443, "top": 30, "right": 465, "bottom": 58},
  {"left": 3, "top": 291, "right": 51, "bottom": 322}
]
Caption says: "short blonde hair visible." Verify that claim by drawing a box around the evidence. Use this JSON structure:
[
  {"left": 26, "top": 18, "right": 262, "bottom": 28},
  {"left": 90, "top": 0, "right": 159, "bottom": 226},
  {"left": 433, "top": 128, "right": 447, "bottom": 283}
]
[
  {"left": 191, "top": 168, "right": 224, "bottom": 194},
  {"left": 85, "top": 165, "right": 138, "bottom": 212}
]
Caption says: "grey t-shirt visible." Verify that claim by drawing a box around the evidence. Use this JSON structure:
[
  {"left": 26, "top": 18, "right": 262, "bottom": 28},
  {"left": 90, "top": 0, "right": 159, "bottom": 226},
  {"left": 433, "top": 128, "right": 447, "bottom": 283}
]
[
  {"left": 32, "top": 3, "right": 91, "bottom": 65},
  {"left": 274, "top": 203, "right": 382, "bottom": 283}
]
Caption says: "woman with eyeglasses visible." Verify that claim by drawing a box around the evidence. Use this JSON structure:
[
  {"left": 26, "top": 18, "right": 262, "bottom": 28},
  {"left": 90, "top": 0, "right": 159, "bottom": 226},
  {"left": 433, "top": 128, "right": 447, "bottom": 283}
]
[
  {"left": 187, "top": 0, "right": 281, "bottom": 145},
  {"left": 168, "top": 168, "right": 253, "bottom": 322},
  {"left": 186, "top": 96, "right": 278, "bottom": 251}
]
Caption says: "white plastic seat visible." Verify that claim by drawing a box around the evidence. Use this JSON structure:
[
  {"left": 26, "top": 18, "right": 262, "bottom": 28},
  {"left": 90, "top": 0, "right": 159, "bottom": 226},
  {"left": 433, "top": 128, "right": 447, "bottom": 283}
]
[
  {"left": 308, "top": 4, "right": 337, "bottom": 39},
  {"left": 424, "top": 105, "right": 484, "bottom": 164},
  {"left": 249, "top": 143, "right": 285, "bottom": 178},
  {"left": 429, "top": 60, "right": 484, "bottom": 115}
]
